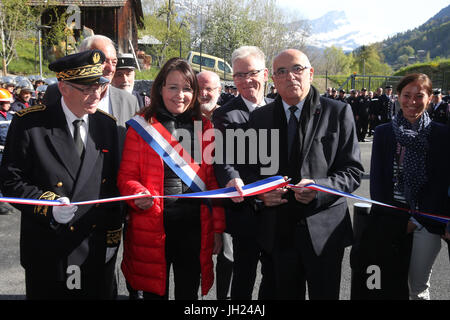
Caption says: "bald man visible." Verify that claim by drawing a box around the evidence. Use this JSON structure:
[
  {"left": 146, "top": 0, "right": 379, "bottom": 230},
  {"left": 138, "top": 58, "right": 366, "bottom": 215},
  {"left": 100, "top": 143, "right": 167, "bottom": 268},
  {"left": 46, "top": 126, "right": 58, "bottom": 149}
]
[{"left": 249, "top": 49, "right": 364, "bottom": 300}]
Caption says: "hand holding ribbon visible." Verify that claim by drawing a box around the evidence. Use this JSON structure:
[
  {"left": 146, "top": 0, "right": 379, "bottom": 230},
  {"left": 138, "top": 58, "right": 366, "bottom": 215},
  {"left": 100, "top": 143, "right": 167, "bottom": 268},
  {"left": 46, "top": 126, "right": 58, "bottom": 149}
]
[
  {"left": 291, "top": 179, "right": 317, "bottom": 204},
  {"left": 134, "top": 190, "right": 153, "bottom": 211}
]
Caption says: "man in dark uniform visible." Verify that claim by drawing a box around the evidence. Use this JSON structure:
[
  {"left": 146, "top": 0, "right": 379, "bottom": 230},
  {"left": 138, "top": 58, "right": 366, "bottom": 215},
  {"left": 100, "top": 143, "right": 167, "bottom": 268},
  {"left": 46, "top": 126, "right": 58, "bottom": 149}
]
[
  {"left": 111, "top": 53, "right": 149, "bottom": 109},
  {"left": 336, "top": 89, "right": 347, "bottom": 103},
  {"left": 443, "top": 89, "right": 450, "bottom": 103},
  {"left": 0, "top": 50, "right": 123, "bottom": 300},
  {"left": 266, "top": 85, "right": 278, "bottom": 99},
  {"left": 428, "top": 88, "right": 449, "bottom": 124},
  {"left": 218, "top": 85, "right": 233, "bottom": 106},
  {"left": 379, "top": 85, "right": 395, "bottom": 123},
  {"left": 368, "top": 89, "right": 382, "bottom": 136},
  {"left": 356, "top": 88, "right": 370, "bottom": 142},
  {"left": 346, "top": 89, "right": 359, "bottom": 120}
]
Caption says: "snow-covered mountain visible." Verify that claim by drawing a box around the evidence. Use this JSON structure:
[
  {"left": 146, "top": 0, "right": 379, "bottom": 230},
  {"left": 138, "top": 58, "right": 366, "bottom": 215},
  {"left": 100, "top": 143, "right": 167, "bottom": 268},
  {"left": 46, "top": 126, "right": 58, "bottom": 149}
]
[{"left": 305, "top": 10, "right": 388, "bottom": 51}]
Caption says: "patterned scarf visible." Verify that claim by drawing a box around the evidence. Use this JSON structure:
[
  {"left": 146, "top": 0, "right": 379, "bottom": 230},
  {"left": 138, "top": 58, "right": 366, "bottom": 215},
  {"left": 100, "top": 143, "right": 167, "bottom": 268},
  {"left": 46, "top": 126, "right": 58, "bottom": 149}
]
[{"left": 392, "top": 110, "right": 432, "bottom": 210}]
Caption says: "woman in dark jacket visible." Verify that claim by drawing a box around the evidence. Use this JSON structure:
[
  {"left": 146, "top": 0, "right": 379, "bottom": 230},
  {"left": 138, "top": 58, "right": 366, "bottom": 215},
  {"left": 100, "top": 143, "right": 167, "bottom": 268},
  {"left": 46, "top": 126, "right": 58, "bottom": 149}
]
[{"left": 352, "top": 73, "right": 449, "bottom": 300}]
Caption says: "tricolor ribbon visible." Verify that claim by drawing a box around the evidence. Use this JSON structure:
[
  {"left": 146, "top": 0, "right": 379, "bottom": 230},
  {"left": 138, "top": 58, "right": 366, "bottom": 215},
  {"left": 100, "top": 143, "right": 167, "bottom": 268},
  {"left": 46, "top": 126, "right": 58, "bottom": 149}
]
[
  {"left": 1, "top": 177, "right": 447, "bottom": 225},
  {"left": 0, "top": 176, "right": 289, "bottom": 206},
  {"left": 289, "top": 183, "right": 450, "bottom": 224}
]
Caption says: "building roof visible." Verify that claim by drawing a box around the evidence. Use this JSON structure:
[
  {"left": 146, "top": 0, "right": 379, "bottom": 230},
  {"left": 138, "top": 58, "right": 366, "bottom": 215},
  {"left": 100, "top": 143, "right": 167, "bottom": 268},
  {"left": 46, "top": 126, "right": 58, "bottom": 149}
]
[
  {"left": 31, "top": 0, "right": 129, "bottom": 7},
  {"left": 138, "top": 35, "right": 162, "bottom": 45}
]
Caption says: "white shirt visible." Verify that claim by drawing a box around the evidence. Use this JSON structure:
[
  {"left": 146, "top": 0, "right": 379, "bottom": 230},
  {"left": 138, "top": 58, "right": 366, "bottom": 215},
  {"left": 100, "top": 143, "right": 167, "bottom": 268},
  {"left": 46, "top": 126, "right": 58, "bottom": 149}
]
[
  {"left": 61, "top": 97, "right": 89, "bottom": 147},
  {"left": 241, "top": 96, "right": 266, "bottom": 113},
  {"left": 97, "top": 85, "right": 112, "bottom": 115},
  {"left": 282, "top": 99, "right": 304, "bottom": 123}
]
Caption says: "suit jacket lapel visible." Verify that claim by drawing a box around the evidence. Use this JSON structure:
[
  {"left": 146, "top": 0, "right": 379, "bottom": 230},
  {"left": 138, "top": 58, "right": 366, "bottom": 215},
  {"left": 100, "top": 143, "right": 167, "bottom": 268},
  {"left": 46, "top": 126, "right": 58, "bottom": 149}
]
[
  {"left": 47, "top": 102, "right": 81, "bottom": 180},
  {"left": 272, "top": 97, "right": 289, "bottom": 175},
  {"left": 236, "top": 96, "right": 251, "bottom": 122},
  {"left": 300, "top": 101, "right": 322, "bottom": 164}
]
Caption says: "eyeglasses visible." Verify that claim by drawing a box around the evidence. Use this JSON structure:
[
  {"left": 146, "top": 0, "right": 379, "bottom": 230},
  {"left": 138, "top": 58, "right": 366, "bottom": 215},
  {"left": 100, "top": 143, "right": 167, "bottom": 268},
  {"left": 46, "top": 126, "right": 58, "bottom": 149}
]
[
  {"left": 65, "top": 81, "right": 107, "bottom": 95},
  {"left": 199, "top": 86, "right": 220, "bottom": 93},
  {"left": 273, "top": 65, "right": 310, "bottom": 78},
  {"left": 232, "top": 69, "right": 264, "bottom": 81}
]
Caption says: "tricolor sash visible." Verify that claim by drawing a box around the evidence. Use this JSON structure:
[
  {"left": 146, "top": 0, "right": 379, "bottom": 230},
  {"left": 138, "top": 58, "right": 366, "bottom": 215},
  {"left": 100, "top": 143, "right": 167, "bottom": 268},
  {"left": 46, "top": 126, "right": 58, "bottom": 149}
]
[{"left": 126, "top": 115, "right": 207, "bottom": 193}]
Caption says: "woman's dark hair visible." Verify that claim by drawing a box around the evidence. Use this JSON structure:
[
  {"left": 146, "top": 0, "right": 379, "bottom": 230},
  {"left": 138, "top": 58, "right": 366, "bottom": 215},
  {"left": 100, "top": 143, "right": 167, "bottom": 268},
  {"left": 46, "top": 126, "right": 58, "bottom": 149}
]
[
  {"left": 142, "top": 57, "right": 201, "bottom": 121},
  {"left": 396, "top": 73, "right": 432, "bottom": 96}
]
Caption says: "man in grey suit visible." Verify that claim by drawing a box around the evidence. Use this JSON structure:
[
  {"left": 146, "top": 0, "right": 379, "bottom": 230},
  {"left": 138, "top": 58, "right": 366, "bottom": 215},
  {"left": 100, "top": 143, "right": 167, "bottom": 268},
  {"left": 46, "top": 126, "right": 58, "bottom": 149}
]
[
  {"left": 212, "top": 46, "right": 275, "bottom": 300},
  {"left": 249, "top": 49, "right": 364, "bottom": 299},
  {"left": 43, "top": 35, "right": 140, "bottom": 150}
]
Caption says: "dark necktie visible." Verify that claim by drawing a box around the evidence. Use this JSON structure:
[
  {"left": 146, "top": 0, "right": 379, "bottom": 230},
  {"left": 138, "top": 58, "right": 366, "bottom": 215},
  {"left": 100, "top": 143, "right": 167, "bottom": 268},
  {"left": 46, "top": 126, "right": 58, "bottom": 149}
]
[
  {"left": 73, "top": 119, "right": 84, "bottom": 158},
  {"left": 287, "top": 106, "right": 299, "bottom": 159}
]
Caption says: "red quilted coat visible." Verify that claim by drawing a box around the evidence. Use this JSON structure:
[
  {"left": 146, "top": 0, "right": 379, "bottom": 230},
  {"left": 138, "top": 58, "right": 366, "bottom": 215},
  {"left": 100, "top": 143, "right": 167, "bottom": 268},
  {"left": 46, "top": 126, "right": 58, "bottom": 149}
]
[{"left": 117, "top": 115, "right": 225, "bottom": 297}]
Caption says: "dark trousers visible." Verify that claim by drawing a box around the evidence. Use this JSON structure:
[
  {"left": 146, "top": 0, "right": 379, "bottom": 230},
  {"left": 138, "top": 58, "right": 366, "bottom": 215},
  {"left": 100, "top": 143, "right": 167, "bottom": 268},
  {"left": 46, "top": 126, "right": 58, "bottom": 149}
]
[
  {"left": 128, "top": 218, "right": 201, "bottom": 300},
  {"left": 25, "top": 258, "right": 117, "bottom": 300},
  {"left": 215, "top": 250, "right": 233, "bottom": 300},
  {"left": 350, "top": 214, "right": 413, "bottom": 300},
  {"left": 271, "top": 222, "right": 344, "bottom": 300},
  {"left": 357, "top": 117, "right": 369, "bottom": 141},
  {"left": 230, "top": 234, "right": 275, "bottom": 300}
]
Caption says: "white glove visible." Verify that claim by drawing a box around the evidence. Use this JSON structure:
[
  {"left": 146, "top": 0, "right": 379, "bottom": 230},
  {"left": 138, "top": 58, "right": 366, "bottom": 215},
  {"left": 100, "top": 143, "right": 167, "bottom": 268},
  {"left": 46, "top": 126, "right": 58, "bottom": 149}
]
[{"left": 53, "top": 197, "right": 77, "bottom": 224}]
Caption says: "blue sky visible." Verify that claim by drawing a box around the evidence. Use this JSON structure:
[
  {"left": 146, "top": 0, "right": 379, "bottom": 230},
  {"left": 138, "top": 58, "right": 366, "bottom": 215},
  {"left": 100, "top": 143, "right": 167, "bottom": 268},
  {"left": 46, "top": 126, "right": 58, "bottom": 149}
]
[{"left": 276, "top": 0, "right": 449, "bottom": 38}]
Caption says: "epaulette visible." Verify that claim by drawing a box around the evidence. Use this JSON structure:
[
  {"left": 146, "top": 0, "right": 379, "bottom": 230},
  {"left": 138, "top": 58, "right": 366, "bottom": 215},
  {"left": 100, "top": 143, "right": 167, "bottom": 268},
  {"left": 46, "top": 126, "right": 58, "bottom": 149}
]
[
  {"left": 15, "top": 105, "right": 46, "bottom": 117},
  {"left": 96, "top": 108, "right": 117, "bottom": 122}
]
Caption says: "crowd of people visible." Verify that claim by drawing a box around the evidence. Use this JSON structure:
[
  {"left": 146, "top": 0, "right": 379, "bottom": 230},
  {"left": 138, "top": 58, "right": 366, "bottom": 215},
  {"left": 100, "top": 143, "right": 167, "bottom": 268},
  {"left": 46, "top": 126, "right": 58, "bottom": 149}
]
[
  {"left": 0, "top": 35, "right": 449, "bottom": 301},
  {"left": 320, "top": 86, "right": 450, "bottom": 142}
]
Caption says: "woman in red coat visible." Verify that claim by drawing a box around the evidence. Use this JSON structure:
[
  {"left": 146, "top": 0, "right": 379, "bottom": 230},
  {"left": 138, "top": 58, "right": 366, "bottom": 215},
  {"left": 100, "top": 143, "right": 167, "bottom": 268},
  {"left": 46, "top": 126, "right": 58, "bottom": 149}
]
[{"left": 118, "top": 58, "right": 225, "bottom": 299}]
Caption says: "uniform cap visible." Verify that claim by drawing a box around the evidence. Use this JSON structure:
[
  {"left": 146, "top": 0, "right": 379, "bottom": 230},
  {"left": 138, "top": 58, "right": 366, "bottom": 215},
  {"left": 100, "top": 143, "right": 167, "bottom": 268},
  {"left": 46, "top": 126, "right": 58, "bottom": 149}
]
[
  {"left": 432, "top": 88, "right": 441, "bottom": 95},
  {"left": 49, "top": 49, "right": 109, "bottom": 85},
  {"left": 116, "top": 53, "right": 136, "bottom": 69}
]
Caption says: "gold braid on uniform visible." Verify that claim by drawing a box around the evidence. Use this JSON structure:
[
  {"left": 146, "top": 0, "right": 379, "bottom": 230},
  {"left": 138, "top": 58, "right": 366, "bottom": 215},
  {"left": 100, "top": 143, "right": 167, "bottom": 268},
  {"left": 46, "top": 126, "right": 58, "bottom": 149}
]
[
  {"left": 96, "top": 108, "right": 117, "bottom": 122},
  {"left": 106, "top": 228, "right": 122, "bottom": 246},
  {"left": 34, "top": 191, "right": 60, "bottom": 217},
  {"left": 15, "top": 105, "right": 46, "bottom": 117},
  {"left": 56, "top": 64, "right": 103, "bottom": 81}
]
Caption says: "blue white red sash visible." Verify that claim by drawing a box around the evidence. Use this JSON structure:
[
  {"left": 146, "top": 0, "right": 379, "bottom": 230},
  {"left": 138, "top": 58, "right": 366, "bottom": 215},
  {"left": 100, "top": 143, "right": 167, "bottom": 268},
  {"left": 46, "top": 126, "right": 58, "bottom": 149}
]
[{"left": 126, "top": 115, "right": 206, "bottom": 193}]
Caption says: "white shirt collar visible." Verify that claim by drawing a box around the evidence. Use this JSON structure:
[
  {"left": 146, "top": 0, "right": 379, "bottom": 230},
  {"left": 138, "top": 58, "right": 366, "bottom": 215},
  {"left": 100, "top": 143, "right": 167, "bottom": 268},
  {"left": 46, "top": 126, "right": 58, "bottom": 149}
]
[
  {"left": 282, "top": 99, "right": 304, "bottom": 121},
  {"left": 61, "top": 97, "right": 89, "bottom": 144},
  {"left": 241, "top": 96, "right": 266, "bottom": 113},
  {"left": 97, "top": 85, "right": 112, "bottom": 115}
]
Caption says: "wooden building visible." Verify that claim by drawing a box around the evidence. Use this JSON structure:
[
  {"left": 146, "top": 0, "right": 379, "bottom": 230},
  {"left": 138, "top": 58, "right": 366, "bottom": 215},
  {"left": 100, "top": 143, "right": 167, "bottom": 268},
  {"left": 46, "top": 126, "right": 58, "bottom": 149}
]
[{"left": 31, "top": 0, "right": 144, "bottom": 54}]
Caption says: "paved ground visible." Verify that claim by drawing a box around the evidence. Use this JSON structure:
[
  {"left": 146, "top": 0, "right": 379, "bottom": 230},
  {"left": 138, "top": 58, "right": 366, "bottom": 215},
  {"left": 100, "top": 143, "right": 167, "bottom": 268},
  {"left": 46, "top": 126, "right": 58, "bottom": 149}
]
[{"left": 0, "top": 138, "right": 449, "bottom": 300}]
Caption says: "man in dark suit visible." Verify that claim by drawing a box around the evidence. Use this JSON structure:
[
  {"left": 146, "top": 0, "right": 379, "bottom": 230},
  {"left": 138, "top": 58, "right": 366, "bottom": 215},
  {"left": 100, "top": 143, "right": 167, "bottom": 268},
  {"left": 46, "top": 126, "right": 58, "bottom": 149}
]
[
  {"left": 0, "top": 50, "right": 122, "bottom": 299},
  {"left": 213, "top": 46, "right": 275, "bottom": 300},
  {"left": 249, "top": 49, "right": 364, "bottom": 300}
]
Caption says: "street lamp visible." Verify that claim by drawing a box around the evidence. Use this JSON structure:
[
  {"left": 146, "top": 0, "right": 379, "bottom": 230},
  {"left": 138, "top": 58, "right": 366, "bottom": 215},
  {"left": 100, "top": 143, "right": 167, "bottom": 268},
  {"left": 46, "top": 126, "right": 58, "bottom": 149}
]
[{"left": 36, "top": 25, "right": 51, "bottom": 78}]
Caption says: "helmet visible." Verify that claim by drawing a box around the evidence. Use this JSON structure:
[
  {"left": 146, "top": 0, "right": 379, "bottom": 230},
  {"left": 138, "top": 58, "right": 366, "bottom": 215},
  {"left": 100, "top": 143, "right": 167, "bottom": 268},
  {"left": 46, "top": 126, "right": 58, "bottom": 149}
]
[
  {"left": 2, "top": 76, "right": 16, "bottom": 88},
  {"left": 16, "top": 79, "right": 34, "bottom": 93},
  {"left": 36, "top": 84, "right": 48, "bottom": 93},
  {"left": 0, "top": 88, "right": 13, "bottom": 102},
  {"left": 44, "top": 77, "right": 58, "bottom": 86}
]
